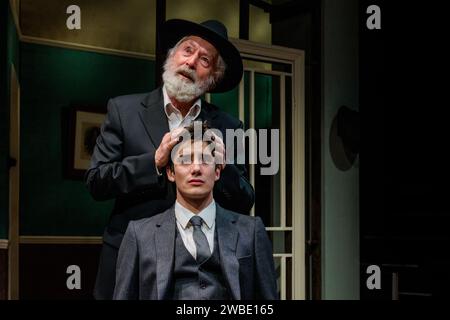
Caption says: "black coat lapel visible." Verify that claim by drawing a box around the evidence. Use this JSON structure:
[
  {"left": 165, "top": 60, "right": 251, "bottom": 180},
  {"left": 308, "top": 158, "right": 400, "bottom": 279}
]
[
  {"left": 197, "top": 100, "right": 220, "bottom": 128},
  {"left": 139, "top": 88, "right": 170, "bottom": 148}
]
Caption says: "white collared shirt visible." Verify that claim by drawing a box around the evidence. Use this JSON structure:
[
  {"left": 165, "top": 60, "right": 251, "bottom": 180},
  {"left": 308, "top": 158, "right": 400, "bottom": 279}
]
[
  {"left": 174, "top": 200, "right": 216, "bottom": 259},
  {"left": 162, "top": 85, "right": 201, "bottom": 131},
  {"left": 155, "top": 86, "right": 202, "bottom": 176}
]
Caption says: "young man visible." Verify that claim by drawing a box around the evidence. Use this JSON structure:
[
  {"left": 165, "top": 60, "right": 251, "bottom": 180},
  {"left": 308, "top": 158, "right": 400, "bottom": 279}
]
[
  {"left": 113, "top": 123, "right": 277, "bottom": 300},
  {"left": 85, "top": 19, "right": 254, "bottom": 299}
]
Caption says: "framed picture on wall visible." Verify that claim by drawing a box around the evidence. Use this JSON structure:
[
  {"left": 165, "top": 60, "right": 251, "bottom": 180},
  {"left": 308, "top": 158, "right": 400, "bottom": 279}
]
[{"left": 66, "top": 105, "right": 106, "bottom": 179}]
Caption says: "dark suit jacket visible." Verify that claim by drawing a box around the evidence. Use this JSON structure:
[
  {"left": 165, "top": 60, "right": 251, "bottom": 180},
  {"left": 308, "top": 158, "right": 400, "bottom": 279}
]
[
  {"left": 113, "top": 205, "right": 278, "bottom": 300},
  {"left": 85, "top": 87, "right": 255, "bottom": 299}
]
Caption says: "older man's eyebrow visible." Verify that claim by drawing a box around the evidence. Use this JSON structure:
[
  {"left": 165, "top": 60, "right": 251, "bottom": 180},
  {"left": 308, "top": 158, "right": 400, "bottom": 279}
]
[
  {"left": 183, "top": 40, "right": 195, "bottom": 46},
  {"left": 184, "top": 40, "right": 214, "bottom": 59},
  {"left": 182, "top": 40, "right": 198, "bottom": 49}
]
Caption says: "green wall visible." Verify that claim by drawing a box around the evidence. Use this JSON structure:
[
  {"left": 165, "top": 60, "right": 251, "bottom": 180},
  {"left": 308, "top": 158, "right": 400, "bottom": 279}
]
[
  {"left": 211, "top": 86, "right": 239, "bottom": 120},
  {"left": 322, "top": 0, "right": 360, "bottom": 299},
  {"left": 0, "top": 1, "right": 20, "bottom": 239},
  {"left": 19, "top": 43, "right": 155, "bottom": 235}
]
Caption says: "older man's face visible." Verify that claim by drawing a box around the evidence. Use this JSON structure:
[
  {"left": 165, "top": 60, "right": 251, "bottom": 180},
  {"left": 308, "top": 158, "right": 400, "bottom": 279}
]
[
  {"left": 172, "top": 36, "right": 218, "bottom": 83},
  {"left": 163, "top": 36, "right": 219, "bottom": 102}
]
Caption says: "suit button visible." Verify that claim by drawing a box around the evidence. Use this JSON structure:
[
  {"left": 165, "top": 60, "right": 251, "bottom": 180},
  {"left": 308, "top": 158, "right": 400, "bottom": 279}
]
[{"left": 200, "top": 283, "right": 206, "bottom": 289}]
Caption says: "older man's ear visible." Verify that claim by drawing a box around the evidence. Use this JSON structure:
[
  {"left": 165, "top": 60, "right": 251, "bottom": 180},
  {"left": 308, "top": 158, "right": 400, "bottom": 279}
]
[
  {"left": 215, "top": 166, "right": 221, "bottom": 182},
  {"left": 166, "top": 166, "right": 176, "bottom": 182}
]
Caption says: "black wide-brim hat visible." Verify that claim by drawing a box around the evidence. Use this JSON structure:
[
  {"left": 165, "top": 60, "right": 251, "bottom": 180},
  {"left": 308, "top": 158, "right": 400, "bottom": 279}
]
[{"left": 160, "top": 19, "right": 243, "bottom": 93}]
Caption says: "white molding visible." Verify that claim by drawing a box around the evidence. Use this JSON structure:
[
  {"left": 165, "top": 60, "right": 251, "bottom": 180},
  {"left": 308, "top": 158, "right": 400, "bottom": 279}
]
[
  {"left": 0, "top": 240, "right": 9, "bottom": 249},
  {"left": 19, "top": 236, "right": 103, "bottom": 245},
  {"left": 20, "top": 36, "right": 155, "bottom": 61},
  {"left": 281, "top": 256, "right": 286, "bottom": 300},
  {"left": 249, "top": 70, "right": 255, "bottom": 217},
  {"left": 244, "top": 67, "right": 292, "bottom": 76},
  {"left": 273, "top": 253, "right": 293, "bottom": 258},
  {"left": 231, "top": 38, "right": 304, "bottom": 63},
  {"left": 280, "top": 75, "right": 286, "bottom": 228},
  {"left": 266, "top": 227, "right": 293, "bottom": 231},
  {"left": 233, "top": 39, "right": 306, "bottom": 300},
  {"left": 292, "top": 50, "right": 306, "bottom": 300}
]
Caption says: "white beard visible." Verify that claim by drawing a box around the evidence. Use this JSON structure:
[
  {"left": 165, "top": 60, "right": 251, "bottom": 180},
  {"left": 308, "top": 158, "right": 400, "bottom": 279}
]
[{"left": 162, "top": 57, "right": 215, "bottom": 103}]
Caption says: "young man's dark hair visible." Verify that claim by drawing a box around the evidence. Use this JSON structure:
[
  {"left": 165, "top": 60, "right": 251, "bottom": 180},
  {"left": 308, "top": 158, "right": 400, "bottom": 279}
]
[{"left": 167, "top": 121, "right": 219, "bottom": 173}]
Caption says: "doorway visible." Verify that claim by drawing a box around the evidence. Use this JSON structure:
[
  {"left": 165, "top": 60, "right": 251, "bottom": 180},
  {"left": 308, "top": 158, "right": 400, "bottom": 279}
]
[{"left": 210, "top": 39, "right": 306, "bottom": 299}]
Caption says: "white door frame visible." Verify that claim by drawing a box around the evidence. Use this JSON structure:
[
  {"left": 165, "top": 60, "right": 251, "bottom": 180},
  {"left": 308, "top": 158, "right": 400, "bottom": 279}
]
[{"left": 230, "top": 39, "right": 306, "bottom": 300}]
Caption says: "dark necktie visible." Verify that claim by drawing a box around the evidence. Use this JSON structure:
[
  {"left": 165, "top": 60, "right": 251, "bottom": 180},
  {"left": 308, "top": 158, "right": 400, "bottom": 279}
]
[{"left": 190, "top": 216, "right": 211, "bottom": 263}]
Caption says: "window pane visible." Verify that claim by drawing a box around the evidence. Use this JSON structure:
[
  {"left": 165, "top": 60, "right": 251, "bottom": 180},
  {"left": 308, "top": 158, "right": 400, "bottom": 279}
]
[
  {"left": 274, "top": 257, "right": 281, "bottom": 299},
  {"left": 254, "top": 73, "right": 280, "bottom": 227},
  {"left": 286, "top": 257, "right": 292, "bottom": 300},
  {"left": 210, "top": 86, "right": 239, "bottom": 119},
  {"left": 269, "top": 231, "right": 292, "bottom": 254}
]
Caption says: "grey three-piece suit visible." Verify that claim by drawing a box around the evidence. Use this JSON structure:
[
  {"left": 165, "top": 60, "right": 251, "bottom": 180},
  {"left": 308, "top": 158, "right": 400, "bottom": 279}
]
[{"left": 113, "top": 204, "right": 278, "bottom": 300}]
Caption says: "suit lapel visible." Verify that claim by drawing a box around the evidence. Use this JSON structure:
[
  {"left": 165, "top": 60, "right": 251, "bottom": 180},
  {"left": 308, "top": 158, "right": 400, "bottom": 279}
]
[
  {"left": 155, "top": 207, "right": 176, "bottom": 300},
  {"left": 139, "top": 92, "right": 220, "bottom": 149},
  {"left": 139, "top": 88, "right": 170, "bottom": 149},
  {"left": 216, "top": 205, "right": 241, "bottom": 300},
  {"left": 197, "top": 100, "right": 220, "bottom": 128}
]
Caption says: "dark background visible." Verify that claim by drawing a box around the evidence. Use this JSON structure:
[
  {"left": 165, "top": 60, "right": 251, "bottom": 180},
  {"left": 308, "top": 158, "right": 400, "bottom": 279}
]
[{"left": 361, "top": 0, "right": 450, "bottom": 299}]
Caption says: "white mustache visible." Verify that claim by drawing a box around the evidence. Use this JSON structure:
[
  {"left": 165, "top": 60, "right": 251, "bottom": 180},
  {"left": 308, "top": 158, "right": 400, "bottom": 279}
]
[
  {"left": 176, "top": 66, "right": 197, "bottom": 82},
  {"left": 162, "top": 55, "right": 216, "bottom": 102}
]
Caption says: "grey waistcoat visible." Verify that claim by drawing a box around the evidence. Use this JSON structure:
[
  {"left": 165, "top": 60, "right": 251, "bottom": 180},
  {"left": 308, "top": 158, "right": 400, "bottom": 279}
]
[{"left": 172, "top": 227, "right": 230, "bottom": 300}]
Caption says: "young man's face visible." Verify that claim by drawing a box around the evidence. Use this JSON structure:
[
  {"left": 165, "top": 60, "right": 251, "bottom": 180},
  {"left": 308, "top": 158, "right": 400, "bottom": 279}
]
[{"left": 167, "top": 140, "right": 220, "bottom": 200}]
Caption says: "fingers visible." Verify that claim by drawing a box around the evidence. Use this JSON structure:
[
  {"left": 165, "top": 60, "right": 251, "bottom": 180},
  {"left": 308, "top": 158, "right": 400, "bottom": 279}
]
[
  {"left": 167, "top": 136, "right": 180, "bottom": 149},
  {"left": 210, "top": 132, "right": 224, "bottom": 144},
  {"left": 206, "top": 132, "right": 226, "bottom": 168},
  {"left": 213, "top": 135, "right": 225, "bottom": 159},
  {"left": 157, "top": 128, "right": 228, "bottom": 169},
  {"left": 155, "top": 132, "right": 182, "bottom": 168},
  {"left": 215, "top": 153, "right": 226, "bottom": 169},
  {"left": 208, "top": 132, "right": 224, "bottom": 150},
  {"left": 164, "top": 130, "right": 184, "bottom": 148},
  {"left": 170, "top": 127, "right": 185, "bottom": 139},
  {"left": 212, "top": 146, "right": 226, "bottom": 168}
]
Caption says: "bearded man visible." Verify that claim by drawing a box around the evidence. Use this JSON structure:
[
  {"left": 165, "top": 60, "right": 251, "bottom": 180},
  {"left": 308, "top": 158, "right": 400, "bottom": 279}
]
[{"left": 85, "top": 19, "right": 255, "bottom": 300}]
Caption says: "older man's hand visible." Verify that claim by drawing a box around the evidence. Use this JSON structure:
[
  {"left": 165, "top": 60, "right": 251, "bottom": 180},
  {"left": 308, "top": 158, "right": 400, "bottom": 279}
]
[
  {"left": 209, "top": 132, "right": 226, "bottom": 170},
  {"left": 155, "top": 128, "right": 185, "bottom": 170}
]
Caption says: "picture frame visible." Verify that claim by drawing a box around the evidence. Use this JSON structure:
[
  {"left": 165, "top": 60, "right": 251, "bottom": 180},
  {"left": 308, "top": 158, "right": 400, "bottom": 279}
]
[{"left": 66, "top": 105, "right": 107, "bottom": 179}]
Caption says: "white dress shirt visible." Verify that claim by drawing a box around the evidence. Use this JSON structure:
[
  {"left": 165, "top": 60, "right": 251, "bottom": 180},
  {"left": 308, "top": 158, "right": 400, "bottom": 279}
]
[
  {"left": 162, "top": 85, "right": 201, "bottom": 132},
  {"left": 174, "top": 200, "right": 216, "bottom": 259},
  {"left": 155, "top": 86, "right": 202, "bottom": 176}
]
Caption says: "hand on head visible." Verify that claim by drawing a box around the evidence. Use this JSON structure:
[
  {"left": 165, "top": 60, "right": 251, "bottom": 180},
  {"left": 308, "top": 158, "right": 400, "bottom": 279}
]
[{"left": 155, "top": 127, "right": 186, "bottom": 170}]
